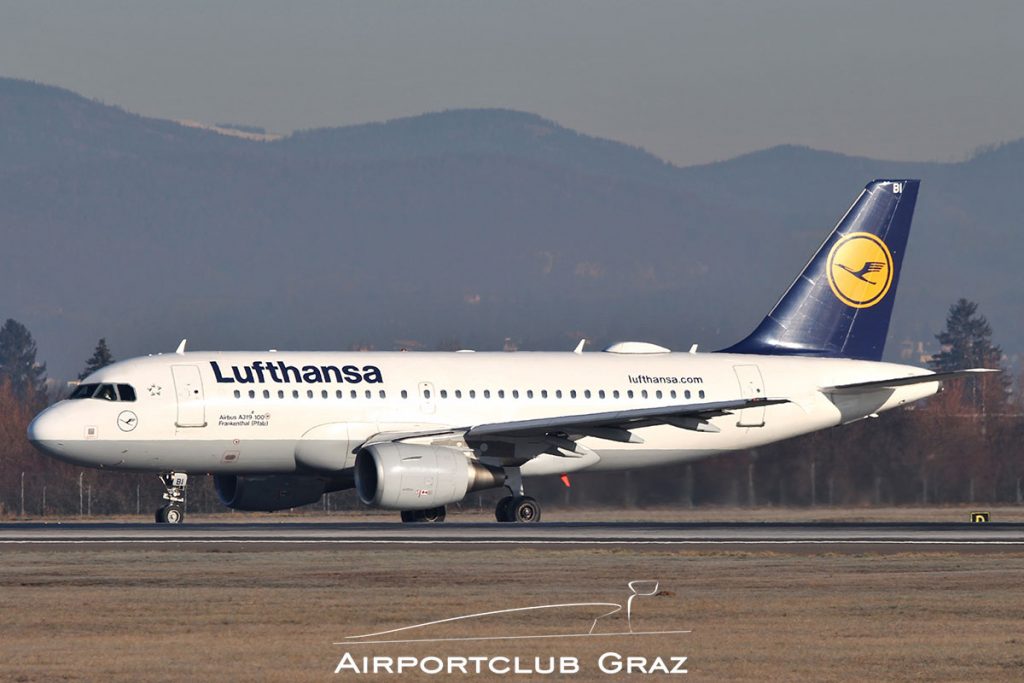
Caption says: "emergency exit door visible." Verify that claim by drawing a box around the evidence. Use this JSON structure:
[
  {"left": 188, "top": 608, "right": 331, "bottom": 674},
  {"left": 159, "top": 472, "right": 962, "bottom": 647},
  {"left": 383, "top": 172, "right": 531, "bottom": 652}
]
[{"left": 172, "top": 365, "right": 206, "bottom": 427}]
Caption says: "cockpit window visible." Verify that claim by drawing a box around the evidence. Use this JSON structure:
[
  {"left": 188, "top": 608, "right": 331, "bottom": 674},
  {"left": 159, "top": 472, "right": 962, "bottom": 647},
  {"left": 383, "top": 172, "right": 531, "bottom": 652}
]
[
  {"left": 69, "top": 383, "right": 137, "bottom": 401},
  {"left": 70, "top": 383, "right": 99, "bottom": 399},
  {"left": 95, "top": 384, "right": 117, "bottom": 401}
]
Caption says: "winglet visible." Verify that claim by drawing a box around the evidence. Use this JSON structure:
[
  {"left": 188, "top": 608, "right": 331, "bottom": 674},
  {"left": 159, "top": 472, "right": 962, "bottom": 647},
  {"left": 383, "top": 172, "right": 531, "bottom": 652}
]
[
  {"left": 573, "top": 339, "right": 586, "bottom": 354},
  {"left": 175, "top": 339, "right": 187, "bottom": 355}
]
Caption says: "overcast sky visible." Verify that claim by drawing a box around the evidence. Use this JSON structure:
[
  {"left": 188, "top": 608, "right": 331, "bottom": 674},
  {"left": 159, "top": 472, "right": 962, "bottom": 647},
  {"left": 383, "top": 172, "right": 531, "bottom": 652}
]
[{"left": 2, "top": 0, "right": 1022, "bottom": 165}]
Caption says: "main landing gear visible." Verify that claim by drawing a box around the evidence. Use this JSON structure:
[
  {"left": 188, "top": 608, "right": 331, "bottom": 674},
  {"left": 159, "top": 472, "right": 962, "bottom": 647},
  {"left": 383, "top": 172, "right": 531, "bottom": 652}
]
[
  {"left": 400, "top": 506, "right": 447, "bottom": 523},
  {"left": 155, "top": 472, "right": 188, "bottom": 524},
  {"left": 495, "top": 467, "right": 541, "bottom": 523},
  {"left": 495, "top": 495, "right": 541, "bottom": 523}
]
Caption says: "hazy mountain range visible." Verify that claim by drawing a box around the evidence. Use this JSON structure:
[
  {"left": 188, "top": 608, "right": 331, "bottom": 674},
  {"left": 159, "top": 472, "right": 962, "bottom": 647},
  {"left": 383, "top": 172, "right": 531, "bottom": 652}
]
[{"left": 1, "top": 77, "right": 1021, "bottom": 380}]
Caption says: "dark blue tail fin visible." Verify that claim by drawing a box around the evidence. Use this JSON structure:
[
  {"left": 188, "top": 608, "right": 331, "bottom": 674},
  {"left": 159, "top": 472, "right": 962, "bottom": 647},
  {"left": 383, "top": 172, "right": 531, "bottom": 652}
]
[{"left": 723, "top": 179, "right": 919, "bottom": 361}]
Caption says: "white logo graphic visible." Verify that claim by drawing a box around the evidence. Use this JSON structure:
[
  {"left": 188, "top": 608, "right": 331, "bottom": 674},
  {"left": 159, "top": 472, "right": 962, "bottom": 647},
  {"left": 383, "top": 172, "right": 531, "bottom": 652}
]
[{"left": 336, "top": 580, "right": 687, "bottom": 646}]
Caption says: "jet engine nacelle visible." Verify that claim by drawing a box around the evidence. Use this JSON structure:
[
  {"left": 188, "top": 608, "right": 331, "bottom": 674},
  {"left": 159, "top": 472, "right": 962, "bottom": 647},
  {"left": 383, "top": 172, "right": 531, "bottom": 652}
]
[
  {"left": 355, "top": 443, "right": 505, "bottom": 510},
  {"left": 214, "top": 474, "right": 329, "bottom": 512}
]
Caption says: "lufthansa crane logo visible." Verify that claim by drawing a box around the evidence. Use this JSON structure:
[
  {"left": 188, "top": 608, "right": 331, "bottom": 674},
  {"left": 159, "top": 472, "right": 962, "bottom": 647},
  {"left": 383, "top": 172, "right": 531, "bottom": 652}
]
[{"left": 826, "top": 232, "right": 894, "bottom": 308}]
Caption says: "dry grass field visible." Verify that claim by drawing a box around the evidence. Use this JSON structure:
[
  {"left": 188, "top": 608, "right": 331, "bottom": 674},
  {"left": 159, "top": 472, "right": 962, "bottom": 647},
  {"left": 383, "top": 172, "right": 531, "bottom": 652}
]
[{"left": 1, "top": 538, "right": 1023, "bottom": 682}]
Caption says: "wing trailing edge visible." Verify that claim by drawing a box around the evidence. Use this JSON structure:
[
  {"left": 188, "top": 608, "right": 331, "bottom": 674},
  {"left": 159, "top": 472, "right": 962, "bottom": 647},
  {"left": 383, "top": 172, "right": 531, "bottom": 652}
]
[{"left": 822, "top": 368, "right": 999, "bottom": 394}]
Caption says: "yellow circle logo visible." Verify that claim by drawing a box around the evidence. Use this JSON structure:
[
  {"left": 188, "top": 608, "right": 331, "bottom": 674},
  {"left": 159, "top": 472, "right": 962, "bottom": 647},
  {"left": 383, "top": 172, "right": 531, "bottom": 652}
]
[{"left": 826, "top": 232, "right": 893, "bottom": 308}]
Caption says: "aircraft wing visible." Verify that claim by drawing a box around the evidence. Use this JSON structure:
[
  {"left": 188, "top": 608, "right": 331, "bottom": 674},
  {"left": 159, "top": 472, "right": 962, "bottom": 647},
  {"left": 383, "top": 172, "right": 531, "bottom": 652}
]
[
  {"left": 463, "top": 397, "right": 788, "bottom": 444},
  {"left": 822, "top": 368, "right": 999, "bottom": 394}
]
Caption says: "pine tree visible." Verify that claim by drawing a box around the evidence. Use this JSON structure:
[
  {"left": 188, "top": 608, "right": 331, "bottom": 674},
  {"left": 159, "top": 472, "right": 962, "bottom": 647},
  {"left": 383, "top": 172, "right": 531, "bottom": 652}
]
[
  {"left": 0, "top": 318, "right": 47, "bottom": 402},
  {"left": 928, "top": 298, "right": 1009, "bottom": 409},
  {"left": 79, "top": 338, "right": 115, "bottom": 380}
]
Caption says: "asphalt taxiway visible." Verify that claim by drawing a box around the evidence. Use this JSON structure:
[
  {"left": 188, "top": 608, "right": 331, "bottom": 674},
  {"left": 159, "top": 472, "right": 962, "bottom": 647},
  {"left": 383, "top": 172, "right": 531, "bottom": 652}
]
[{"left": 0, "top": 521, "right": 1021, "bottom": 547}]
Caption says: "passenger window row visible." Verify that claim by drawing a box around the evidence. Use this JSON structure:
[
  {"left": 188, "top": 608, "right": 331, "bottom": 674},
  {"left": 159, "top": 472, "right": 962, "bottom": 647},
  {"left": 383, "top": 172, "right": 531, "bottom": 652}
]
[
  {"left": 430, "top": 388, "right": 705, "bottom": 401},
  {"left": 231, "top": 387, "right": 707, "bottom": 401},
  {"left": 234, "top": 388, "right": 389, "bottom": 400}
]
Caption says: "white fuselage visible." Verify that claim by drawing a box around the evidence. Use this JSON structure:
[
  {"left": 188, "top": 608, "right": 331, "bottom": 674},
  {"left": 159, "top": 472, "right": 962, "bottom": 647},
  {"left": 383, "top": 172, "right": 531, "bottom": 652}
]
[{"left": 28, "top": 350, "right": 937, "bottom": 478}]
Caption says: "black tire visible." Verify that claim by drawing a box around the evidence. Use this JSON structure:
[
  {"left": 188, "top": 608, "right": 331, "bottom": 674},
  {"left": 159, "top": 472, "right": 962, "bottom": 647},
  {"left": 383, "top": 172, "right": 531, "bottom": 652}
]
[
  {"left": 509, "top": 496, "right": 541, "bottom": 523},
  {"left": 421, "top": 506, "right": 446, "bottom": 523},
  {"left": 495, "top": 496, "right": 515, "bottom": 523},
  {"left": 163, "top": 505, "right": 184, "bottom": 524},
  {"left": 400, "top": 510, "right": 423, "bottom": 523}
]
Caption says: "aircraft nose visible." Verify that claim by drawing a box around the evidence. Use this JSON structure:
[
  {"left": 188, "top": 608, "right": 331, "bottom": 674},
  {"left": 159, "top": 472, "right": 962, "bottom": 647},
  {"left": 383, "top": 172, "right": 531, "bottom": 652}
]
[{"left": 27, "top": 407, "right": 64, "bottom": 452}]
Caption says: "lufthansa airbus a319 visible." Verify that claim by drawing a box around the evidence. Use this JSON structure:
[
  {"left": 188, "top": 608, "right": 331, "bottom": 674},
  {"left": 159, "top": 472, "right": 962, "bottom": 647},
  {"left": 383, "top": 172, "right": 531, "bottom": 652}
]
[{"left": 28, "top": 180, "right": 993, "bottom": 523}]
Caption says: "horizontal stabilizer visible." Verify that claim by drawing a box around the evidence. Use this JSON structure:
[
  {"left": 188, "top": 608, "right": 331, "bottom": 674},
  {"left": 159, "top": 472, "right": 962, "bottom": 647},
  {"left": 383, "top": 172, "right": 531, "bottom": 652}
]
[{"left": 822, "top": 368, "right": 999, "bottom": 394}]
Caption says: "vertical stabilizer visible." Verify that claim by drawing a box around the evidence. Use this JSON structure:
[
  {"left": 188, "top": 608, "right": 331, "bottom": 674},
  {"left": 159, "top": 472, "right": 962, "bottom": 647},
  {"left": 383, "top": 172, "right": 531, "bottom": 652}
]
[{"left": 723, "top": 179, "right": 919, "bottom": 361}]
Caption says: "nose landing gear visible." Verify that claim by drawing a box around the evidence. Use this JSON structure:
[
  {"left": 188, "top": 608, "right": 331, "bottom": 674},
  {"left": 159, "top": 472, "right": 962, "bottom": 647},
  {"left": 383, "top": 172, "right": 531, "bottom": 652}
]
[{"left": 155, "top": 472, "right": 188, "bottom": 524}]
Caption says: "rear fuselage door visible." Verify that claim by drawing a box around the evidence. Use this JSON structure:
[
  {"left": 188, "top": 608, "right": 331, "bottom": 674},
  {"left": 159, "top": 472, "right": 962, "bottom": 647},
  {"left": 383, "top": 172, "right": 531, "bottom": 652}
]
[
  {"left": 172, "top": 365, "right": 207, "bottom": 427},
  {"left": 733, "top": 364, "right": 766, "bottom": 427}
]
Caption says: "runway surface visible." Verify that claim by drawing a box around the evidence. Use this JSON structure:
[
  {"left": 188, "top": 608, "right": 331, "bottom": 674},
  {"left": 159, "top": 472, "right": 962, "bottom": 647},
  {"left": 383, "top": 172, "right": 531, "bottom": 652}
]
[{"left": 1, "top": 521, "right": 1022, "bottom": 546}]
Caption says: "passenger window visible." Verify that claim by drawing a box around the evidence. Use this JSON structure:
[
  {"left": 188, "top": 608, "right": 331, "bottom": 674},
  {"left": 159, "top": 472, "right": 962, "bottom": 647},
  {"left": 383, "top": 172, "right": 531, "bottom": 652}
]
[
  {"left": 322, "top": 390, "right": 328, "bottom": 399},
  {"left": 685, "top": 390, "right": 691, "bottom": 399},
  {"left": 584, "top": 390, "right": 592, "bottom": 399},
  {"left": 512, "top": 390, "right": 519, "bottom": 399},
  {"left": 233, "top": 390, "right": 241, "bottom": 399},
  {"left": 336, "top": 390, "right": 342, "bottom": 399},
  {"left": 598, "top": 390, "right": 605, "bottom": 399},
  {"left": 628, "top": 390, "right": 634, "bottom": 399},
  {"left": 484, "top": 390, "right": 491, "bottom": 399},
  {"left": 365, "top": 390, "right": 372, "bottom": 399},
  {"left": 401, "top": 389, "right": 408, "bottom": 399},
  {"left": 263, "top": 390, "right": 271, "bottom": 399},
  {"left": 379, "top": 390, "right": 386, "bottom": 399},
  {"left": 469, "top": 390, "right": 476, "bottom": 398},
  {"left": 613, "top": 390, "right": 620, "bottom": 399},
  {"left": 699, "top": 390, "right": 706, "bottom": 399},
  {"left": 306, "top": 390, "right": 314, "bottom": 399},
  {"left": 455, "top": 390, "right": 462, "bottom": 399},
  {"left": 570, "top": 390, "right": 577, "bottom": 399},
  {"left": 541, "top": 390, "right": 548, "bottom": 399},
  {"left": 248, "top": 390, "right": 256, "bottom": 399},
  {"left": 556, "top": 390, "right": 562, "bottom": 399},
  {"left": 656, "top": 390, "right": 663, "bottom": 399},
  {"left": 293, "top": 390, "right": 300, "bottom": 399},
  {"left": 424, "top": 389, "right": 431, "bottom": 399},
  {"left": 116, "top": 384, "right": 137, "bottom": 402},
  {"left": 351, "top": 390, "right": 357, "bottom": 399},
  {"left": 642, "top": 390, "right": 649, "bottom": 399},
  {"left": 440, "top": 390, "right": 448, "bottom": 399},
  {"left": 671, "top": 390, "right": 677, "bottom": 399},
  {"left": 498, "top": 390, "right": 505, "bottom": 399}
]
